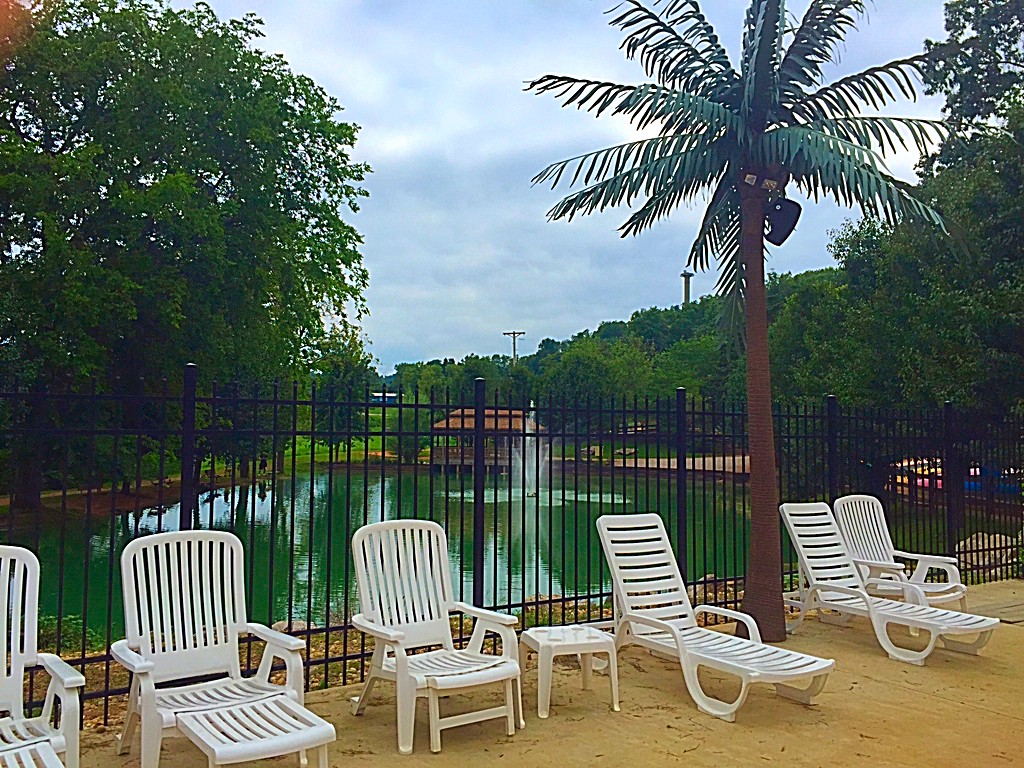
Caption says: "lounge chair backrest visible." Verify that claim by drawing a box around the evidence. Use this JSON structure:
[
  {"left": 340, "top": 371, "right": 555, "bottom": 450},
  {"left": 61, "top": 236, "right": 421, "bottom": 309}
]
[
  {"left": 352, "top": 520, "right": 455, "bottom": 650},
  {"left": 596, "top": 513, "right": 696, "bottom": 629},
  {"left": 833, "top": 495, "right": 896, "bottom": 565},
  {"left": 0, "top": 546, "right": 38, "bottom": 718},
  {"left": 121, "top": 531, "right": 247, "bottom": 684},
  {"left": 780, "top": 502, "right": 865, "bottom": 592}
]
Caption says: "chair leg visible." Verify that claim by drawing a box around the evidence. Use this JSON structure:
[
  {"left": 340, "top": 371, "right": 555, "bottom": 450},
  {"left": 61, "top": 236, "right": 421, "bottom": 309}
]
[
  {"left": 680, "top": 663, "right": 750, "bottom": 723},
  {"left": 580, "top": 653, "right": 593, "bottom": 690},
  {"left": 316, "top": 745, "right": 329, "bottom": 768},
  {"left": 774, "top": 673, "right": 828, "bottom": 705},
  {"left": 514, "top": 675, "right": 525, "bottom": 729},
  {"left": 139, "top": 714, "right": 162, "bottom": 768},
  {"left": 871, "top": 618, "right": 938, "bottom": 665},
  {"left": 428, "top": 690, "right": 441, "bottom": 753},
  {"left": 116, "top": 676, "right": 140, "bottom": 755},
  {"left": 504, "top": 679, "right": 515, "bottom": 736},
  {"left": 351, "top": 646, "right": 384, "bottom": 716},
  {"left": 940, "top": 629, "right": 993, "bottom": 656},
  {"left": 397, "top": 684, "right": 417, "bottom": 755}
]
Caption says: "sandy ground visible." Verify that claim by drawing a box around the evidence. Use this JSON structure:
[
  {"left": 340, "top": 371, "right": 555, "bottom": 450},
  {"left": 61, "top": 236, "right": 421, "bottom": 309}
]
[{"left": 82, "top": 581, "right": 1024, "bottom": 768}]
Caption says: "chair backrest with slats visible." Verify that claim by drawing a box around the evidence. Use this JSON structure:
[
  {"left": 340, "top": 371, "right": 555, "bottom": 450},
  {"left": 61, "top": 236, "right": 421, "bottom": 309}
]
[
  {"left": 596, "top": 513, "right": 696, "bottom": 631},
  {"left": 833, "top": 495, "right": 898, "bottom": 566},
  {"left": 121, "top": 531, "right": 247, "bottom": 684},
  {"left": 0, "top": 546, "right": 38, "bottom": 718},
  {"left": 780, "top": 502, "right": 866, "bottom": 593},
  {"left": 352, "top": 520, "right": 455, "bottom": 650}
]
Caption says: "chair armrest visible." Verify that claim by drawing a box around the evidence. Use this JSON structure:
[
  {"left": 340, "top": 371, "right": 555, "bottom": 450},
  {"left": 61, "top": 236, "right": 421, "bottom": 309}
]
[
  {"left": 110, "top": 640, "right": 154, "bottom": 674},
  {"left": 853, "top": 557, "right": 907, "bottom": 575},
  {"left": 807, "top": 582, "right": 874, "bottom": 610},
  {"left": 693, "top": 606, "right": 761, "bottom": 643},
  {"left": 351, "top": 613, "right": 406, "bottom": 644},
  {"left": 452, "top": 602, "right": 518, "bottom": 627},
  {"left": 893, "top": 550, "right": 957, "bottom": 566},
  {"left": 620, "top": 611, "right": 680, "bottom": 637},
  {"left": 864, "top": 577, "right": 928, "bottom": 606},
  {"left": 247, "top": 622, "right": 305, "bottom": 652},
  {"left": 38, "top": 653, "right": 85, "bottom": 689}
]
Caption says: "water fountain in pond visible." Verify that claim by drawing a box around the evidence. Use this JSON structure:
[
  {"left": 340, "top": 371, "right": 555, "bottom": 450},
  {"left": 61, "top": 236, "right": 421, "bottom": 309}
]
[
  {"left": 511, "top": 416, "right": 548, "bottom": 498},
  {"left": 450, "top": 404, "right": 625, "bottom": 505}
]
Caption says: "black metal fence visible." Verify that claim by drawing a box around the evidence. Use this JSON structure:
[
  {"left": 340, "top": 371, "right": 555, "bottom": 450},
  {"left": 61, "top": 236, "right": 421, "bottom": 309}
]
[{"left": 1, "top": 367, "right": 1021, "bottom": 720}]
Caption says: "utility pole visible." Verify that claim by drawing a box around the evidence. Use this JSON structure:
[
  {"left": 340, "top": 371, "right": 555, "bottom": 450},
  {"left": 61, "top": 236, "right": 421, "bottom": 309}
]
[
  {"left": 503, "top": 330, "right": 525, "bottom": 365},
  {"left": 680, "top": 269, "right": 694, "bottom": 304}
]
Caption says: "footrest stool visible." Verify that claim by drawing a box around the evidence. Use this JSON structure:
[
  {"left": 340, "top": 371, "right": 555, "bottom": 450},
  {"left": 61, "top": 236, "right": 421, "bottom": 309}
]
[{"left": 176, "top": 695, "right": 335, "bottom": 767}]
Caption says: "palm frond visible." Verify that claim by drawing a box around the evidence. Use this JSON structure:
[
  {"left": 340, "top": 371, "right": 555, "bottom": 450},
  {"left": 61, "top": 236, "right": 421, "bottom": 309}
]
[
  {"left": 778, "top": 0, "right": 865, "bottom": 97},
  {"left": 526, "top": 75, "right": 741, "bottom": 135},
  {"left": 816, "top": 116, "right": 947, "bottom": 159},
  {"left": 787, "top": 53, "right": 929, "bottom": 120},
  {"left": 685, "top": 172, "right": 738, "bottom": 271},
  {"left": 534, "top": 134, "right": 732, "bottom": 222},
  {"left": 740, "top": 0, "right": 785, "bottom": 133},
  {"left": 608, "top": 0, "right": 739, "bottom": 97},
  {"left": 772, "top": 127, "right": 945, "bottom": 229}
]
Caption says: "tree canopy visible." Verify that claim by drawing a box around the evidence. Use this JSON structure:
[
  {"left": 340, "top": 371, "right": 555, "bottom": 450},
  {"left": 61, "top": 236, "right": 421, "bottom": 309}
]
[{"left": 0, "top": 0, "right": 370, "bottom": 391}]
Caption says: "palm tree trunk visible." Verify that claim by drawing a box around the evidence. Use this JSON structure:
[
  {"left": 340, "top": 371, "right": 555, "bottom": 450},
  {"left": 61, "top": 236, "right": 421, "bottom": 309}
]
[{"left": 738, "top": 183, "right": 786, "bottom": 642}]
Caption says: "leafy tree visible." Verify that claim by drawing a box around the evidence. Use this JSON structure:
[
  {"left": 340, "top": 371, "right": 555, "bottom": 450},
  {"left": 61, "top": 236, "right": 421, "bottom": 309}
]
[
  {"left": 529, "top": 0, "right": 947, "bottom": 638},
  {"left": 0, "top": 0, "right": 369, "bottom": 511},
  {"left": 0, "top": 0, "right": 369, "bottom": 389},
  {"left": 925, "top": 0, "right": 1024, "bottom": 153},
  {"left": 651, "top": 335, "right": 721, "bottom": 399}
]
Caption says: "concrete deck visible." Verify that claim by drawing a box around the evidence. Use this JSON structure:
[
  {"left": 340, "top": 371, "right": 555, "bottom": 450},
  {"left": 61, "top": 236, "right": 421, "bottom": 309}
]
[{"left": 82, "top": 580, "right": 1024, "bottom": 768}]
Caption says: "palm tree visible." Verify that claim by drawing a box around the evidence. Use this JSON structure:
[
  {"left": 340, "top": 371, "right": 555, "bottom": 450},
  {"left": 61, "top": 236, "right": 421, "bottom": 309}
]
[{"left": 529, "top": 0, "right": 946, "bottom": 640}]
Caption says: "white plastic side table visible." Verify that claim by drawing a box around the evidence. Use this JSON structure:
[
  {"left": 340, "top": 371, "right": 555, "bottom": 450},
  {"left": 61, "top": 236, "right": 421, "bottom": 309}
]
[{"left": 520, "top": 625, "right": 620, "bottom": 718}]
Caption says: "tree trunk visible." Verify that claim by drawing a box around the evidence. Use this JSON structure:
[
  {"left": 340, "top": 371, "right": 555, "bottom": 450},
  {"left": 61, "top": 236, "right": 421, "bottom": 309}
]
[
  {"left": 738, "top": 183, "right": 786, "bottom": 642},
  {"left": 10, "top": 392, "right": 45, "bottom": 516}
]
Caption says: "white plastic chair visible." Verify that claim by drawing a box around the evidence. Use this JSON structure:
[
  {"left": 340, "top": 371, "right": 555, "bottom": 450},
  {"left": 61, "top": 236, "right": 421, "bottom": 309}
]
[
  {"left": 833, "top": 494, "right": 967, "bottom": 609},
  {"left": 0, "top": 546, "right": 85, "bottom": 768},
  {"left": 596, "top": 514, "right": 833, "bottom": 722},
  {"left": 112, "top": 531, "right": 333, "bottom": 768},
  {"left": 350, "top": 519, "right": 523, "bottom": 754},
  {"left": 780, "top": 502, "right": 998, "bottom": 665}
]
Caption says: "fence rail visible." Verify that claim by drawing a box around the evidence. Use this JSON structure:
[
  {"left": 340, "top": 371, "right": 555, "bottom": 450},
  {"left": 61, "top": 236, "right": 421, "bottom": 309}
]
[{"left": 1, "top": 369, "right": 1021, "bottom": 720}]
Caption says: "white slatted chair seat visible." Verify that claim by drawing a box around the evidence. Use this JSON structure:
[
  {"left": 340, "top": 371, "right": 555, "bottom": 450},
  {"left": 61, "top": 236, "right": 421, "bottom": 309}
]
[
  {"left": 384, "top": 649, "right": 511, "bottom": 690},
  {"left": 0, "top": 742, "right": 65, "bottom": 768},
  {"left": 113, "top": 531, "right": 334, "bottom": 768},
  {"left": 0, "top": 547, "right": 84, "bottom": 768},
  {"left": 781, "top": 502, "right": 998, "bottom": 665},
  {"left": 0, "top": 718, "right": 54, "bottom": 749},
  {"left": 351, "top": 519, "right": 524, "bottom": 754},
  {"left": 597, "top": 514, "right": 833, "bottom": 722},
  {"left": 833, "top": 495, "right": 967, "bottom": 609},
  {"left": 152, "top": 679, "right": 281, "bottom": 727}
]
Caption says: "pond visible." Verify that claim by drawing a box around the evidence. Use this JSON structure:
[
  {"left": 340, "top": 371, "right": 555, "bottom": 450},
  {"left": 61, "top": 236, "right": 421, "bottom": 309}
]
[{"left": 32, "top": 468, "right": 751, "bottom": 638}]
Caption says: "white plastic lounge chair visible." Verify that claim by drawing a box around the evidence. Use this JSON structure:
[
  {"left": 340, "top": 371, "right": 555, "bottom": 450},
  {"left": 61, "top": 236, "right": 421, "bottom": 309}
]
[
  {"left": 833, "top": 494, "right": 967, "bottom": 609},
  {"left": 780, "top": 502, "right": 998, "bottom": 665},
  {"left": 350, "top": 519, "right": 523, "bottom": 754},
  {"left": 596, "top": 514, "right": 833, "bottom": 722},
  {"left": 0, "top": 546, "right": 85, "bottom": 768},
  {"left": 112, "top": 531, "right": 335, "bottom": 768}
]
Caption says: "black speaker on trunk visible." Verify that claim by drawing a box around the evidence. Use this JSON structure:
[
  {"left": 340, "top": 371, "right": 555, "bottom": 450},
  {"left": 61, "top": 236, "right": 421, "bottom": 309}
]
[{"left": 765, "top": 198, "right": 802, "bottom": 245}]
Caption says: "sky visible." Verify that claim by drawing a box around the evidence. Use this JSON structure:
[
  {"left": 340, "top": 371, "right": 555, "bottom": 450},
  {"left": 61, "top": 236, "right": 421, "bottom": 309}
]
[{"left": 185, "top": 1, "right": 949, "bottom": 373}]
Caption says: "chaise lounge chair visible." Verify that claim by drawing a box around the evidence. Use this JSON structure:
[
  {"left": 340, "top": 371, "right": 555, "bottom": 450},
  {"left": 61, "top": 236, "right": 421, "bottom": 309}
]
[
  {"left": 833, "top": 494, "right": 967, "bottom": 609},
  {"left": 597, "top": 513, "right": 834, "bottom": 722},
  {"left": 780, "top": 502, "right": 998, "bottom": 665}
]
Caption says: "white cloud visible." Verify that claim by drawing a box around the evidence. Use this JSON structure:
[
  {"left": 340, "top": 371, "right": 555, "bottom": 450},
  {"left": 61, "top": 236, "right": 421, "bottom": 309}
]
[{"left": 183, "top": 0, "right": 949, "bottom": 372}]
